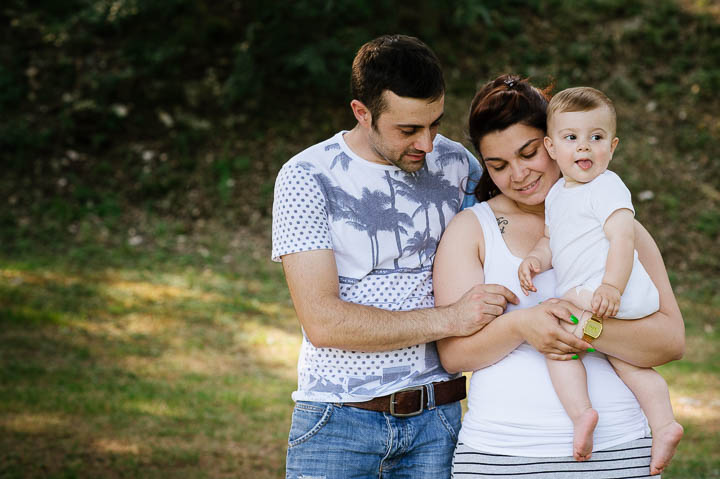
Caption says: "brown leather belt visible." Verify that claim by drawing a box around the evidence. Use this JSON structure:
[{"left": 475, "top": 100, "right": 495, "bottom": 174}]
[{"left": 344, "top": 376, "right": 466, "bottom": 417}]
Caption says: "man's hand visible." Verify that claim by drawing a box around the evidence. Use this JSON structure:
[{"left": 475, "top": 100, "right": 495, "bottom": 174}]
[
  {"left": 592, "top": 283, "right": 621, "bottom": 318},
  {"left": 518, "top": 256, "right": 542, "bottom": 295},
  {"left": 449, "top": 284, "right": 519, "bottom": 337},
  {"left": 518, "top": 300, "right": 592, "bottom": 360}
]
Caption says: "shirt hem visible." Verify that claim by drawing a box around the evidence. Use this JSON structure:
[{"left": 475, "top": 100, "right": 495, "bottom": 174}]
[{"left": 457, "top": 424, "right": 650, "bottom": 458}]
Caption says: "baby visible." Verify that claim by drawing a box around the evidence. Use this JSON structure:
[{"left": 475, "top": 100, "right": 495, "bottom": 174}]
[{"left": 518, "top": 86, "right": 683, "bottom": 475}]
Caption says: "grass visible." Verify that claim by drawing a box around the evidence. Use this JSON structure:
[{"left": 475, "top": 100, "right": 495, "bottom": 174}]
[
  {"left": 0, "top": 222, "right": 298, "bottom": 478},
  {"left": 0, "top": 217, "right": 718, "bottom": 478}
]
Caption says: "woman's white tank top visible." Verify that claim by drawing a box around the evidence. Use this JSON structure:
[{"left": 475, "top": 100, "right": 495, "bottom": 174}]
[{"left": 457, "top": 202, "right": 650, "bottom": 457}]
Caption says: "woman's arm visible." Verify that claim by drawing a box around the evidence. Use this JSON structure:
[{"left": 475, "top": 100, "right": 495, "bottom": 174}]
[
  {"left": 592, "top": 220, "right": 684, "bottom": 366},
  {"left": 434, "top": 210, "right": 588, "bottom": 373}
]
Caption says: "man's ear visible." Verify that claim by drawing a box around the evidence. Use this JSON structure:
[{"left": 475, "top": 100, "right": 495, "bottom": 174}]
[
  {"left": 544, "top": 136, "right": 556, "bottom": 159},
  {"left": 350, "top": 100, "right": 372, "bottom": 128}
]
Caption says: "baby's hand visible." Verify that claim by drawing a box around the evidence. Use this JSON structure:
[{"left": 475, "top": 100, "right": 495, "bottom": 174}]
[
  {"left": 592, "top": 283, "right": 621, "bottom": 318},
  {"left": 518, "top": 256, "right": 541, "bottom": 296}
]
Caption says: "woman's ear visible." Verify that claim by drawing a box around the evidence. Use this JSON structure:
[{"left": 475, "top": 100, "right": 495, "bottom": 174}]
[
  {"left": 350, "top": 100, "right": 372, "bottom": 128},
  {"left": 544, "top": 136, "right": 556, "bottom": 159}
]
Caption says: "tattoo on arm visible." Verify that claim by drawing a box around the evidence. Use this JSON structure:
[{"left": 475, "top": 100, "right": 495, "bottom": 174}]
[{"left": 496, "top": 216, "right": 508, "bottom": 234}]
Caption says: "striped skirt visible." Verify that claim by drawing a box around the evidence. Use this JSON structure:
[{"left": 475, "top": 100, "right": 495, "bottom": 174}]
[{"left": 452, "top": 437, "right": 656, "bottom": 478}]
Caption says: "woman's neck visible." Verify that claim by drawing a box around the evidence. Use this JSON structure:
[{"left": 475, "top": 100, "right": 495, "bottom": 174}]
[{"left": 515, "top": 200, "right": 545, "bottom": 217}]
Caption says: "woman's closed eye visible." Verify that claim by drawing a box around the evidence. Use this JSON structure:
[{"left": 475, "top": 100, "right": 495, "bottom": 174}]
[
  {"left": 485, "top": 160, "right": 506, "bottom": 171},
  {"left": 520, "top": 149, "right": 538, "bottom": 159}
]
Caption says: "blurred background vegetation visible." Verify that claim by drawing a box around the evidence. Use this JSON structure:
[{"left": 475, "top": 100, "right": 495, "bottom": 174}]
[{"left": 1, "top": 0, "right": 719, "bottom": 477}]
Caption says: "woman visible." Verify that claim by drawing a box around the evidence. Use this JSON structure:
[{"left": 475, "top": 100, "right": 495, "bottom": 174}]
[{"left": 433, "top": 75, "right": 684, "bottom": 478}]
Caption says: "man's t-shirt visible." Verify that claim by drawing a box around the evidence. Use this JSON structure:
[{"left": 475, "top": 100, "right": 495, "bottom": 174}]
[{"left": 272, "top": 131, "right": 479, "bottom": 402}]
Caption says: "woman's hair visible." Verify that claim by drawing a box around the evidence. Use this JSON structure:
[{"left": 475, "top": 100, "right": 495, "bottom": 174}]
[
  {"left": 468, "top": 74, "right": 551, "bottom": 201},
  {"left": 351, "top": 35, "right": 445, "bottom": 125}
]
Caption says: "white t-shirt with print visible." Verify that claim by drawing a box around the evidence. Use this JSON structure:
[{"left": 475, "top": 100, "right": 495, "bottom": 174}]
[
  {"left": 545, "top": 170, "right": 659, "bottom": 318},
  {"left": 272, "top": 131, "right": 480, "bottom": 402}
]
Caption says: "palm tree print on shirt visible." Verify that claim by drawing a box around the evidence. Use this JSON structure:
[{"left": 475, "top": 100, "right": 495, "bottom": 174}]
[
  {"left": 309, "top": 169, "right": 412, "bottom": 268},
  {"left": 403, "top": 229, "right": 436, "bottom": 264},
  {"left": 434, "top": 138, "right": 468, "bottom": 169},
  {"left": 299, "top": 152, "right": 462, "bottom": 270}
]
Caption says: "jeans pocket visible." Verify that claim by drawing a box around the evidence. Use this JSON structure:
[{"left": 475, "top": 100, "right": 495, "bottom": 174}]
[
  {"left": 436, "top": 402, "right": 462, "bottom": 442},
  {"left": 288, "top": 401, "right": 334, "bottom": 448}
]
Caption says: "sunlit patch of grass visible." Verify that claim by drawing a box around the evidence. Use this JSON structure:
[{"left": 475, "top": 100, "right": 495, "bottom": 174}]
[
  {"left": 0, "top": 412, "right": 69, "bottom": 434},
  {"left": 93, "top": 438, "right": 141, "bottom": 455}
]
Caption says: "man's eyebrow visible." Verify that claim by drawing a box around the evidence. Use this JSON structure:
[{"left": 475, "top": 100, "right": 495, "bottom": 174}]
[{"left": 397, "top": 112, "right": 445, "bottom": 129}]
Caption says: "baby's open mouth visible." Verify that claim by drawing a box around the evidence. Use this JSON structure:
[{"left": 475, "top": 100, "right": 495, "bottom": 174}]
[{"left": 576, "top": 159, "right": 593, "bottom": 170}]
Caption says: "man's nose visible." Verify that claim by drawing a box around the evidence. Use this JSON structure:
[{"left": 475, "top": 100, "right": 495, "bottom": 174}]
[{"left": 414, "top": 130, "right": 434, "bottom": 153}]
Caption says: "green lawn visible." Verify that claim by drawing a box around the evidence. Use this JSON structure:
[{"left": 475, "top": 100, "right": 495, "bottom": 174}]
[{"left": 0, "top": 219, "right": 718, "bottom": 478}]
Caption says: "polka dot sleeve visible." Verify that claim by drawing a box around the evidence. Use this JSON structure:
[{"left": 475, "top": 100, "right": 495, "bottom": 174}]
[{"left": 271, "top": 163, "right": 333, "bottom": 262}]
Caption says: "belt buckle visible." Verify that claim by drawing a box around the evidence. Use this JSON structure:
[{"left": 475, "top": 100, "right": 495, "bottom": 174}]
[{"left": 389, "top": 385, "right": 425, "bottom": 417}]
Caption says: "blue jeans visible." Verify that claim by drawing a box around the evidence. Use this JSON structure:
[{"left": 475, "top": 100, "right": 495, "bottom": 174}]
[{"left": 285, "top": 400, "right": 462, "bottom": 478}]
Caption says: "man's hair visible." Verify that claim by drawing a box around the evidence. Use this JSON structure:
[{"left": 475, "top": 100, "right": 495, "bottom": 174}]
[
  {"left": 547, "top": 86, "right": 617, "bottom": 135},
  {"left": 351, "top": 34, "right": 444, "bottom": 122}
]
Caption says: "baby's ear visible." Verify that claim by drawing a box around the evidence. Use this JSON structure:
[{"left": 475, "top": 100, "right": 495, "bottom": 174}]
[
  {"left": 610, "top": 137, "right": 620, "bottom": 156},
  {"left": 543, "top": 136, "right": 556, "bottom": 159}
]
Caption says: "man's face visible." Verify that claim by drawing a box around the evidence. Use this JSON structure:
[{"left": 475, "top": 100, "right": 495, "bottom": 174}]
[{"left": 366, "top": 90, "right": 444, "bottom": 173}]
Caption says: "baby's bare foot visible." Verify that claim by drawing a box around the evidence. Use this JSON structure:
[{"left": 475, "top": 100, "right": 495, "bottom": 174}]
[
  {"left": 573, "top": 408, "right": 599, "bottom": 461},
  {"left": 650, "top": 421, "right": 684, "bottom": 475}
]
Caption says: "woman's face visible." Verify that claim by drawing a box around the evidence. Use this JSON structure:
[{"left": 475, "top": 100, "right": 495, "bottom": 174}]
[{"left": 479, "top": 123, "right": 560, "bottom": 207}]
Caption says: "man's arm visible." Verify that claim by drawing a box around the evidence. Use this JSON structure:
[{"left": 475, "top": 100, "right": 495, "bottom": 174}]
[{"left": 281, "top": 248, "right": 517, "bottom": 352}]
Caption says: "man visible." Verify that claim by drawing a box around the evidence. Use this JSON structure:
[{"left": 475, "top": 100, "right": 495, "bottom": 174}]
[{"left": 272, "top": 34, "right": 517, "bottom": 477}]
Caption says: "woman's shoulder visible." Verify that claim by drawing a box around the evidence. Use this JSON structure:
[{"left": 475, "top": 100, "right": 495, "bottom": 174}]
[{"left": 447, "top": 207, "right": 484, "bottom": 233}]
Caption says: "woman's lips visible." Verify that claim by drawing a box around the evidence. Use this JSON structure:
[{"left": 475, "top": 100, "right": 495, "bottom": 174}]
[{"left": 517, "top": 177, "right": 540, "bottom": 193}]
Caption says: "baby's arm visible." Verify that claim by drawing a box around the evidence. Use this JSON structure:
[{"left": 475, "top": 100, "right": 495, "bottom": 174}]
[
  {"left": 594, "top": 208, "right": 635, "bottom": 317},
  {"left": 519, "top": 225, "right": 553, "bottom": 295}
]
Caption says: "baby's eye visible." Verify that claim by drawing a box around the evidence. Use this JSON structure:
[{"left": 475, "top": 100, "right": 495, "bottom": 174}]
[
  {"left": 591, "top": 134, "right": 603, "bottom": 141},
  {"left": 563, "top": 134, "right": 576, "bottom": 141}
]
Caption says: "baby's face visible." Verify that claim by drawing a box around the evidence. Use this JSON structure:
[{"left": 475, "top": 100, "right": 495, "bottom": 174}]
[{"left": 544, "top": 106, "right": 619, "bottom": 186}]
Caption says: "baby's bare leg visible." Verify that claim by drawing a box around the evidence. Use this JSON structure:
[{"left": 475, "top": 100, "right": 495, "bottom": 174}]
[
  {"left": 608, "top": 357, "right": 683, "bottom": 475},
  {"left": 550, "top": 289, "right": 598, "bottom": 460},
  {"left": 546, "top": 357, "right": 598, "bottom": 461}
]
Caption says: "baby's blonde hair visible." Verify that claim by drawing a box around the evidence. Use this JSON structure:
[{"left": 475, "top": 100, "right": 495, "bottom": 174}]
[{"left": 547, "top": 86, "right": 616, "bottom": 135}]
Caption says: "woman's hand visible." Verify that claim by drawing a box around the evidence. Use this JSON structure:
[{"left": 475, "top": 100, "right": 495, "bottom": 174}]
[{"left": 515, "top": 300, "right": 592, "bottom": 360}]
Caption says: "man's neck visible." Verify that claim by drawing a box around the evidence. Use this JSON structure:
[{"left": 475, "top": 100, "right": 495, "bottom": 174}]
[{"left": 343, "top": 124, "right": 373, "bottom": 161}]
